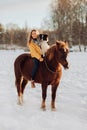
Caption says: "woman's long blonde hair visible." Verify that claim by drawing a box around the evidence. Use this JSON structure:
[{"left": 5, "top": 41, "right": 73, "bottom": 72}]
[{"left": 28, "top": 29, "right": 37, "bottom": 44}]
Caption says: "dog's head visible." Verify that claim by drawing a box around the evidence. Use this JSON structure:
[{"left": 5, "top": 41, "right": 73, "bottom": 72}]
[{"left": 39, "top": 34, "right": 48, "bottom": 41}]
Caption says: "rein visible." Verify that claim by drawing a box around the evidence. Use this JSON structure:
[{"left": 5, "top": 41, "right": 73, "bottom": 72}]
[{"left": 44, "top": 56, "right": 60, "bottom": 74}]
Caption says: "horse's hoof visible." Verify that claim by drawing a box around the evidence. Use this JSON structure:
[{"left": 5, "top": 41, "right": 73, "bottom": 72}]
[
  {"left": 17, "top": 102, "right": 23, "bottom": 105},
  {"left": 42, "top": 108, "right": 46, "bottom": 111},
  {"left": 17, "top": 100, "right": 23, "bottom": 105},
  {"left": 51, "top": 107, "right": 57, "bottom": 111},
  {"left": 42, "top": 107, "right": 46, "bottom": 111},
  {"left": 41, "top": 106, "right": 46, "bottom": 111}
]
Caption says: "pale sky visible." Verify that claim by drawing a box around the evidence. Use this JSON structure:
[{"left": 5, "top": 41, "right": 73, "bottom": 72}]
[{"left": 0, "top": 0, "right": 52, "bottom": 28}]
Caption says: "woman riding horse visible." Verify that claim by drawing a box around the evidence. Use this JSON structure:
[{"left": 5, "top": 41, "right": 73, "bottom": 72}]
[
  {"left": 27, "top": 29, "right": 43, "bottom": 88},
  {"left": 14, "top": 40, "right": 69, "bottom": 110}
]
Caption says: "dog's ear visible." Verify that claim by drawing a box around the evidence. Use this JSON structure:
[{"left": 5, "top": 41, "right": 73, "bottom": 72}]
[
  {"left": 44, "top": 34, "right": 48, "bottom": 38},
  {"left": 39, "top": 34, "right": 43, "bottom": 40},
  {"left": 43, "top": 34, "right": 48, "bottom": 40}
]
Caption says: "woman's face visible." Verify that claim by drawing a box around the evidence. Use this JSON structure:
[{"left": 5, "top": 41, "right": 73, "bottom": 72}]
[{"left": 31, "top": 31, "right": 38, "bottom": 39}]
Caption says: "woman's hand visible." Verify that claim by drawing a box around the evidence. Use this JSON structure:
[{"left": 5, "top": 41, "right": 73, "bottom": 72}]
[{"left": 39, "top": 57, "right": 43, "bottom": 62}]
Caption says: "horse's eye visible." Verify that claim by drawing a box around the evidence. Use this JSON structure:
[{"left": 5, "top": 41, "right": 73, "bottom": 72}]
[
  {"left": 59, "top": 48, "right": 68, "bottom": 53},
  {"left": 59, "top": 48, "right": 64, "bottom": 52}
]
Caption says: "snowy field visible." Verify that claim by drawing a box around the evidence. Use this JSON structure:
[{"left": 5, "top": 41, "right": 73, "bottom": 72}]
[{"left": 0, "top": 50, "right": 87, "bottom": 130}]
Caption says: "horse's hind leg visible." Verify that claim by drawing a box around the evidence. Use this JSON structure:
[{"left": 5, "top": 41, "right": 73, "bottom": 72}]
[
  {"left": 21, "top": 78, "right": 28, "bottom": 102},
  {"left": 15, "top": 76, "right": 23, "bottom": 105}
]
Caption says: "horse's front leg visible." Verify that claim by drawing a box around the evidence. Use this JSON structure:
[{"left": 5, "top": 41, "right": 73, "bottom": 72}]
[
  {"left": 51, "top": 84, "right": 58, "bottom": 110},
  {"left": 41, "top": 83, "right": 48, "bottom": 110}
]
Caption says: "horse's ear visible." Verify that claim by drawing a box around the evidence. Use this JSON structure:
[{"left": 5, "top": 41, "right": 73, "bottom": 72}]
[
  {"left": 64, "top": 40, "right": 68, "bottom": 46},
  {"left": 64, "top": 40, "right": 67, "bottom": 43},
  {"left": 64, "top": 40, "right": 68, "bottom": 44},
  {"left": 56, "top": 40, "right": 61, "bottom": 48}
]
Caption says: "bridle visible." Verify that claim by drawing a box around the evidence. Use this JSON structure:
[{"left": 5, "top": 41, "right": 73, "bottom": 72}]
[{"left": 43, "top": 44, "right": 68, "bottom": 74}]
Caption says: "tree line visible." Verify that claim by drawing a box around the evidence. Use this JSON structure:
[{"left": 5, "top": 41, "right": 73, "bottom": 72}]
[{"left": 0, "top": 23, "right": 28, "bottom": 47}]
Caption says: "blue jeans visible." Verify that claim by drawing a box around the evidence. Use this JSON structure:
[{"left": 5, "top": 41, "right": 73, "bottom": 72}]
[{"left": 31, "top": 58, "right": 39, "bottom": 80}]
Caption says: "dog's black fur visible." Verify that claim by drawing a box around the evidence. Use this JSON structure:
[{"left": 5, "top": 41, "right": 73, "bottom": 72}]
[{"left": 39, "top": 34, "right": 48, "bottom": 41}]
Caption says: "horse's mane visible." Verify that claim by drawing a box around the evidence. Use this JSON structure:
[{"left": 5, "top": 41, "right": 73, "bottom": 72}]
[
  {"left": 46, "top": 44, "right": 56, "bottom": 54},
  {"left": 45, "top": 44, "right": 56, "bottom": 60}
]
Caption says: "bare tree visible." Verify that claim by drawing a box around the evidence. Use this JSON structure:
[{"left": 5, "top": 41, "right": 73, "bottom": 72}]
[
  {"left": 43, "top": 0, "right": 87, "bottom": 51},
  {"left": 0, "top": 23, "right": 5, "bottom": 44}
]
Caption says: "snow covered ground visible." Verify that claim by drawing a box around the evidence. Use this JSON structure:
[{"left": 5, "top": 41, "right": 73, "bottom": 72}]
[{"left": 0, "top": 50, "right": 87, "bottom": 130}]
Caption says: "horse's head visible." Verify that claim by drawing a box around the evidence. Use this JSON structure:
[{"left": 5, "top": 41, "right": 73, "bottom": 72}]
[{"left": 55, "top": 40, "right": 69, "bottom": 69}]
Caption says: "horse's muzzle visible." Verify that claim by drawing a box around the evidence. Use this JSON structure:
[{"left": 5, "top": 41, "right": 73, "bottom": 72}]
[{"left": 63, "top": 61, "right": 69, "bottom": 69}]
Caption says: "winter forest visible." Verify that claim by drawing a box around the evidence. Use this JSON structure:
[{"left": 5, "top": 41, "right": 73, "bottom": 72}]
[{"left": 0, "top": 0, "right": 87, "bottom": 51}]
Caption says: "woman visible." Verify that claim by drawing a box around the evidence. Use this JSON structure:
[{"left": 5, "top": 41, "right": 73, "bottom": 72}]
[{"left": 27, "top": 29, "right": 43, "bottom": 88}]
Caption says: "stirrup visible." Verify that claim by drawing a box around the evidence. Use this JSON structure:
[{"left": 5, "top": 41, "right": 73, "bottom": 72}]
[{"left": 31, "top": 80, "right": 36, "bottom": 88}]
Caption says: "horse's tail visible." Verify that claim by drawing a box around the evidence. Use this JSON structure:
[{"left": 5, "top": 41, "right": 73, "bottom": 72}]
[{"left": 14, "top": 53, "right": 29, "bottom": 86}]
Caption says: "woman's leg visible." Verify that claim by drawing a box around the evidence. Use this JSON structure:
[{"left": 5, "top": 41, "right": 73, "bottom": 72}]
[
  {"left": 31, "top": 58, "right": 39, "bottom": 87},
  {"left": 31, "top": 58, "right": 39, "bottom": 80}
]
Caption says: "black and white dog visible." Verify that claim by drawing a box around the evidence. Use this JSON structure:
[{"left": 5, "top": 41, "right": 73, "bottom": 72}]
[{"left": 39, "top": 34, "right": 50, "bottom": 57}]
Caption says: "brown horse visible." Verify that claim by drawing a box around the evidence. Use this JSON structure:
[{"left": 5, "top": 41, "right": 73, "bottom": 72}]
[{"left": 14, "top": 40, "right": 69, "bottom": 110}]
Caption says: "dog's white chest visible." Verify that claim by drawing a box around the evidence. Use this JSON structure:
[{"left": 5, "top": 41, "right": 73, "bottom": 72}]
[{"left": 40, "top": 41, "right": 49, "bottom": 56}]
